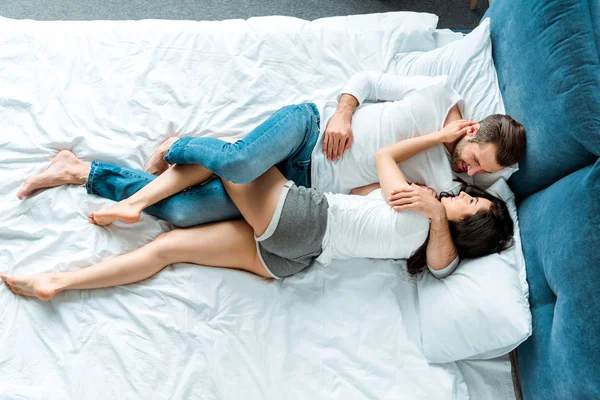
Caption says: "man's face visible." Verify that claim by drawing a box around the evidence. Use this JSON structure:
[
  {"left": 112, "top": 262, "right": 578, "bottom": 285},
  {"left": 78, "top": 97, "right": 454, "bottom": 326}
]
[{"left": 451, "top": 135, "right": 503, "bottom": 176}]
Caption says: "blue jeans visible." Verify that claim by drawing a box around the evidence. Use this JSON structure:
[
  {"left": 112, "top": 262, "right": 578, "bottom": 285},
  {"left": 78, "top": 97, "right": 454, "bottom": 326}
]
[{"left": 85, "top": 103, "right": 321, "bottom": 227}]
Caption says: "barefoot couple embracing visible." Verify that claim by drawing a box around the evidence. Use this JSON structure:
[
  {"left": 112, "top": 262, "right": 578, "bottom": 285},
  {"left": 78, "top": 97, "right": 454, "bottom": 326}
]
[{"left": 3, "top": 72, "right": 525, "bottom": 300}]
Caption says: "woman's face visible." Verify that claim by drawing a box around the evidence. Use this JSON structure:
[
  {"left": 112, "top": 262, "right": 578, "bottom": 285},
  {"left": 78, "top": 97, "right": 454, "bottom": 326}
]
[{"left": 441, "top": 191, "right": 493, "bottom": 221}]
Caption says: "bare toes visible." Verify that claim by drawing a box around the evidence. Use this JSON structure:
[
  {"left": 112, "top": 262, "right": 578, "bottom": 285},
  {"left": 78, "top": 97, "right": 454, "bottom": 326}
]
[
  {"left": 17, "top": 150, "right": 85, "bottom": 200},
  {"left": 6, "top": 283, "right": 17, "bottom": 295},
  {"left": 17, "top": 180, "right": 35, "bottom": 200}
]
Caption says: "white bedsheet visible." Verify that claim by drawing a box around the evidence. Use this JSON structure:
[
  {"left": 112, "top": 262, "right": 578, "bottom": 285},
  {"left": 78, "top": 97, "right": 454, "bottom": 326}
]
[{"left": 0, "top": 14, "right": 514, "bottom": 399}]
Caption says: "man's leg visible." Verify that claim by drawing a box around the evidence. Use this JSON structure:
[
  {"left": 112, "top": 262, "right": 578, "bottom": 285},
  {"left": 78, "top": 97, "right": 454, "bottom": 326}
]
[
  {"left": 144, "top": 137, "right": 179, "bottom": 175},
  {"left": 164, "top": 102, "right": 320, "bottom": 186},
  {"left": 18, "top": 103, "right": 319, "bottom": 226},
  {"left": 17, "top": 150, "right": 89, "bottom": 200},
  {"left": 17, "top": 151, "right": 241, "bottom": 227},
  {"left": 90, "top": 102, "right": 320, "bottom": 225}
]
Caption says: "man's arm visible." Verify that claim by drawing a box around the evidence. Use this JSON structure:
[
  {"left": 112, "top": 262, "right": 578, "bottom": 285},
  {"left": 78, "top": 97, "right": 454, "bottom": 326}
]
[
  {"left": 426, "top": 211, "right": 459, "bottom": 272},
  {"left": 323, "top": 94, "right": 358, "bottom": 161},
  {"left": 340, "top": 72, "right": 447, "bottom": 105},
  {"left": 323, "top": 72, "right": 447, "bottom": 161}
]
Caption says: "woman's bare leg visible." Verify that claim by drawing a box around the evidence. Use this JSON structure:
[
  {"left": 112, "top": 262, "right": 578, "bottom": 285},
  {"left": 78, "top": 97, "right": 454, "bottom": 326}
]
[
  {"left": 0, "top": 220, "right": 270, "bottom": 301},
  {"left": 220, "top": 166, "right": 289, "bottom": 237},
  {"left": 89, "top": 162, "right": 215, "bottom": 226}
]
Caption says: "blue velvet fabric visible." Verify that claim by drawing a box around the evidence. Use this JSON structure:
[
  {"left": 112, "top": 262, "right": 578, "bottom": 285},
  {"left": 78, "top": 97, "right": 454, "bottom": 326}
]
[
  {"left": 484, "top": 0, "right": 600, "bottom": 398},
  {"left": 484, "top": 0, "right": 600, "bottom": 199},
  {"left": 517, "top": 163, "right": 600, "bottom": 399}
]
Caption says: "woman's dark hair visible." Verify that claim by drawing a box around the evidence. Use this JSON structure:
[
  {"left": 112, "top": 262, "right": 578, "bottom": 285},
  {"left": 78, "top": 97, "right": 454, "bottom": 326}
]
[{"left": 406, "top": 184, "right": 514, "bottom": 276}]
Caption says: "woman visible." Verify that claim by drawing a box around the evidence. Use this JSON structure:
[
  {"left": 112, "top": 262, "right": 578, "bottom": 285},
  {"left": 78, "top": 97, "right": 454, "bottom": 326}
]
[{"left": 1, "top": 118, "right": 514, "bottom": 300}]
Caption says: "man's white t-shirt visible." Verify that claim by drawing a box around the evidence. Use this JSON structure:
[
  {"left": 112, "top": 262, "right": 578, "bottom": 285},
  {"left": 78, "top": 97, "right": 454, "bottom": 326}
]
[
  {"left": 316, "top": 189, "right": 430, "bottom": 266},
  {"left": 311, "top": 72, "right": 464, "bottom": 196}
]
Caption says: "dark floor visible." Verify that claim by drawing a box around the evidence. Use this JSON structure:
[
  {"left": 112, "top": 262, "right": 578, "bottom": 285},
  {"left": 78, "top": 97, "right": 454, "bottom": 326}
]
[{"left": 0, "top": 0, "right": 488, "bottom": 30}]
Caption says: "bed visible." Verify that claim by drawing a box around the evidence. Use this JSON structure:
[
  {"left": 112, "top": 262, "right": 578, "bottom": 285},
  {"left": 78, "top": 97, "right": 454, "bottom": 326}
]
[{"left": 0, "top": 10, "right": 531, "bottom": 400}]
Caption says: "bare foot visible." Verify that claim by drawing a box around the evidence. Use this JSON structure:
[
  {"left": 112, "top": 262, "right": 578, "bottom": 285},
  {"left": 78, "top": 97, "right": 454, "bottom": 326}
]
[
  {"left": 144, "top": 137, "right": 179, "bottom": 175},
  {"left": 0, "top": 273, "right": 62, "bottom": 301},
  {"left": 88, "top": 200, "right": 142, "bottom": 226},
  {"left": 17, "top": 150, "right": 89, "bottom": 200}
]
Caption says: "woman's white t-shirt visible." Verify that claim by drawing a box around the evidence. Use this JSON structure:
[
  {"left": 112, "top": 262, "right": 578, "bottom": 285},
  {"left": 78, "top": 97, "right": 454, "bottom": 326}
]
[{"left": 316, "top": 189, "right": 430, "bottom": 265}]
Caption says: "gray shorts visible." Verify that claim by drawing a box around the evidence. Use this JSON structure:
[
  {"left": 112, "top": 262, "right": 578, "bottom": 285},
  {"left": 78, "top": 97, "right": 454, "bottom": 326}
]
[{"left": 256, "top": 181, "right": 329, "bottom": 279}]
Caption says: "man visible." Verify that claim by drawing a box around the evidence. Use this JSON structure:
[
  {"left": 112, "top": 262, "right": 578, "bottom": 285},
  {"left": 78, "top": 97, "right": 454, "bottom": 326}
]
[
  {"left": 17, "top": 72, "right": 526, "bottom": 275},
  {"left": 323, "top": 73, "right": 524, "bottom": 177}
]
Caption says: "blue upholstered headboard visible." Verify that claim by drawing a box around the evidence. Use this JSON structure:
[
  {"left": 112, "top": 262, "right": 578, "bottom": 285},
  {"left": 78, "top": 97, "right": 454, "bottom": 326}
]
[{"left": 484, "top": 0, "right": 600, "bottom": 399}]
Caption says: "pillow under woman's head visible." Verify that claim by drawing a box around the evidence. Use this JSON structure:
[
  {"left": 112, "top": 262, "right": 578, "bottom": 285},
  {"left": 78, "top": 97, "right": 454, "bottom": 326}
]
[{"left": 416, "top": 178, "right": 531, "bottom": 363}]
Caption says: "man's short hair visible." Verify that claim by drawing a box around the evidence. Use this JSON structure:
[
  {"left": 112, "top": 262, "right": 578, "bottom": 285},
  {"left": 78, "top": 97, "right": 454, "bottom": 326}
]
[{"left": 471, "top": 114, "right": 526, "bottom": 167}]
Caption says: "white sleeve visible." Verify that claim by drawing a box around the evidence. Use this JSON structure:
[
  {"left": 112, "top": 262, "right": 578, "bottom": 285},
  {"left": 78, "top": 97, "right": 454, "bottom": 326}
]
[
  {"left": 427, "top": 256, "right": 460, "bottom": 279},
  {"left": 339, "top": 72, "right": 448, "bottom": 105}
]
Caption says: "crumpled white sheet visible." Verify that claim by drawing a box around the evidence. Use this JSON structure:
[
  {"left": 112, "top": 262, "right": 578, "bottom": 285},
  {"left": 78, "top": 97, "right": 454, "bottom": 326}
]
[{"left": 0, "top": 14, "right": 514, "bottom": 399}]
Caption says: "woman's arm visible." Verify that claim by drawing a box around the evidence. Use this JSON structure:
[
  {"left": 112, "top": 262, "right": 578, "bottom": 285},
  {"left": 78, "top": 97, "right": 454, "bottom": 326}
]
[
  {"left": 374, "top": 119, "right": 475, "bottom": 198},
  {"left": 375, "top": 147, "right": 410, "bottom": 198}
]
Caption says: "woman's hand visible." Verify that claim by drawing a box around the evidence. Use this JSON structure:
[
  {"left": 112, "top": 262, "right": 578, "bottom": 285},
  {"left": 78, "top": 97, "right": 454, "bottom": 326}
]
[
  {"left": 323, "top": 112, "right": 354, "bottom": 161},
  {"left": 437, "top": 120, "right": 479, "bottom": 144},
  {"left": 388, "top": 184, "right": 446, "bottom": 220}
]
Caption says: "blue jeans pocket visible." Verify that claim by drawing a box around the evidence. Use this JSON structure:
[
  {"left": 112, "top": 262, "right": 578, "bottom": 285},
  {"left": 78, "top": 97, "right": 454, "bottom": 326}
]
[
  {"left": 290, "top": 159, "right": 311, "bottom": 171},
  {"left": 282, "top": 159, "right": 311, "bottom": 188}
]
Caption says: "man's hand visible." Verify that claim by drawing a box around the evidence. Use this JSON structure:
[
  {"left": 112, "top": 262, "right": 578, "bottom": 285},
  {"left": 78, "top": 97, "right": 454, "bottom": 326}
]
[
  {"left": 323, "top": 112, "right": 354, "bottom": 161},
  {"left": 388, "top": 184, "right": 445, "bottom": 220},
  {"left": 437, "top": 119, "right": 479, "bottom": 144}
]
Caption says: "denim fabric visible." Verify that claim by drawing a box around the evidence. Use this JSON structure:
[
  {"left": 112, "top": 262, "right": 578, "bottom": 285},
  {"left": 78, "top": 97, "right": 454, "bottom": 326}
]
[
  {"left": 86, "top": 103, "right": 320, "bottom": 227},
  {"left": 517, "top": 164, "right": 600, "bottom": 400},
  {"left": 164, "top": 103, "right": 320, "bottom": 188},
  {"left": 86, "top": 163, "right": 241, "bottom": 226},
  {"left": 484, "top": 0, "right": 600, "bottom": 199}
]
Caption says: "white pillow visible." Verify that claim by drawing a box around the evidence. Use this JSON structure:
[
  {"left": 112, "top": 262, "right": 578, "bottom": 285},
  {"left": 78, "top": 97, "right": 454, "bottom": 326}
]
[
  {"left": 458, "top": 164, "right": 520, "bottom": 189},
  {"left": 394, "top": 18, "right": 518, "bottom": 189},
  {"left": 417, "top": 178, "right": 531, "bottom": 364},
  {"left": 307, "top": 12, "right": 439, "bottom": 71}
]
